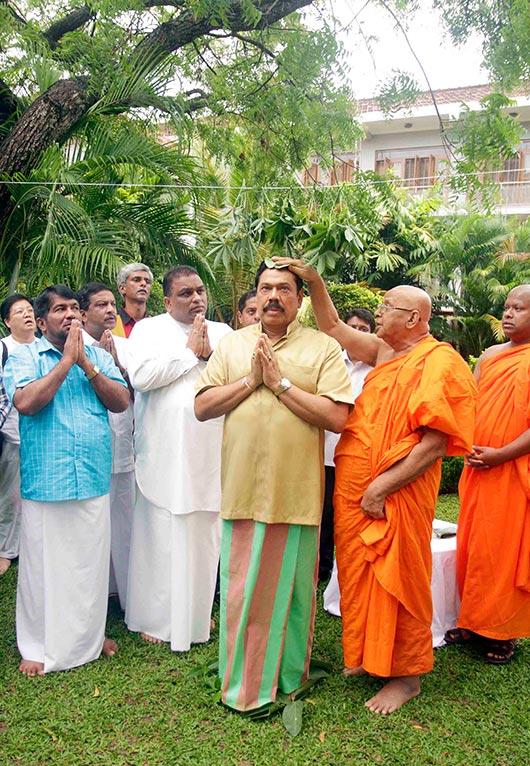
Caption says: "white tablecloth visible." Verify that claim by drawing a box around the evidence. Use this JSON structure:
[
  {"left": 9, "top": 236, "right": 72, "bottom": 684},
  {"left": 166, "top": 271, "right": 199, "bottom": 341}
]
[{"left": 322, "top": 519, "right": 459, "bottom": 648}]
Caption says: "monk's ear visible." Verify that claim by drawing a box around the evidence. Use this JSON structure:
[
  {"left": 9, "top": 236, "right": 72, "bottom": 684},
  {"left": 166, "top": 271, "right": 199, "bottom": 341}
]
[{"left": 408, "top": 309, "right": 421, "bottom": 326}]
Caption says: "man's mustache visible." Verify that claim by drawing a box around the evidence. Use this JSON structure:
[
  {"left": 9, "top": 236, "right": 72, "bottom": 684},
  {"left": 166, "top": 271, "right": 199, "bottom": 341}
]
[{"left": 263, "top": 301, "right": 284, "bottom": 312}]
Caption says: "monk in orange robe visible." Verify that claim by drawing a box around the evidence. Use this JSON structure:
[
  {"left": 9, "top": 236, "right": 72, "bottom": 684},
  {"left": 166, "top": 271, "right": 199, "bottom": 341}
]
[
  {"left": 450, "top": 285, "right": 530, "bottom": 664},
  {"left": 275, "top": 257, "right": 477, "bottom": 714}
]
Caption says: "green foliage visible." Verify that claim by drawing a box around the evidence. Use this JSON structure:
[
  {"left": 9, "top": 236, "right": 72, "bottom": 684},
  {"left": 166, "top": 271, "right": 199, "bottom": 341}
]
[
  {"left": 299, "top": 283, "right": 381, "bottom": 329},
  {"left": 376, "top": 70, "right": 421, "bottom": 116},
  {"left": 447, "top": 94, "right": 523, "bottom": 210},
  {"left": 439, "top": 456, "right": 464, "bottom": 495},
  {"left": 436, "top": 0, "right": 530, "bottom": 90},
  {"left": 414, "top": 214, "right": 530, "bottom": 357}
]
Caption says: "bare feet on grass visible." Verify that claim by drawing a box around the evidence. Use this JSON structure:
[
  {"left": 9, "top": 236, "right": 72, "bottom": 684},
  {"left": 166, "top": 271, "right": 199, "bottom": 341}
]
[
  {"left": 343, "top": 665, "right": 367, "bottom": 677},
  {"left": 0, "top": 557, "right": 11, "bottom": 575},
  {"left": 365, "top": 676, "right": 420, "bottom": 714},
  {"left": 19, "top": 659, "right": 45, "bottom": 677},
  {"left": 102, "top": 637, "right": 118, "bottom": 657},
  {"left": 140, "top": 632, "right": 164, "bottom": 644}
]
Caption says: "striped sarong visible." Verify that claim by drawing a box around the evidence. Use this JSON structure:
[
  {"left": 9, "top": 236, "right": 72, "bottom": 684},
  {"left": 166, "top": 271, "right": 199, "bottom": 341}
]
[{"left": 219, "top": 519, "right": 318, "bottom": 711}]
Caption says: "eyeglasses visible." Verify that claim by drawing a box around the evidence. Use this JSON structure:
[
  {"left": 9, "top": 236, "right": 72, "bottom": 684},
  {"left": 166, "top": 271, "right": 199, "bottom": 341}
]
[{"left": 377, "top": 303, "right": 415, "bottom": 314}]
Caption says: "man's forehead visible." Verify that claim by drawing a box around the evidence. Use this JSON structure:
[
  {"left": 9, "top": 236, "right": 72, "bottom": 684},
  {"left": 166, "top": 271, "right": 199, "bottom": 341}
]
[
  {"left": 127, "top": 270, "right": 150, "bottom": 281},
  {"left": 90, "top": 290, "right": 115, "bottom": 305},
  {"left": 257, "top": 269, "right": 298, "bottom": 288},
  {"left": 49, "top": 295, "right": 79, "bottom": 309},
  {"left": 171, "top": 274, "right": 204, "bottom": 291}
]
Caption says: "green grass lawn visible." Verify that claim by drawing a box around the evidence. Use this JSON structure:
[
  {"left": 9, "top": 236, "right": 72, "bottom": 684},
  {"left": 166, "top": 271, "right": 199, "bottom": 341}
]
[{"left": 1, "top": 494, "right": 529, "bottom": 766}]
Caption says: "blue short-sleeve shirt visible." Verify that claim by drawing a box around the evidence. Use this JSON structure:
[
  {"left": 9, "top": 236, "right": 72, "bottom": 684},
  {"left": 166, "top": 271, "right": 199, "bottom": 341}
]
[{"left": 4, "top": 337, "right": 126, "bottom": 502}]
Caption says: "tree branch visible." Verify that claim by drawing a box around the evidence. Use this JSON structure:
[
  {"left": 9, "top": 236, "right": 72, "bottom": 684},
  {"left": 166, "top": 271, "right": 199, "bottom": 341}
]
[
  {"left": 43, "top": 5, "right": 95, "bottom": 49},
  {"left": 132, "top": 0, "right": 312, "bottom": 64},
  {"left": 210, "top": 30, "right": 276, "bottom": 58}
]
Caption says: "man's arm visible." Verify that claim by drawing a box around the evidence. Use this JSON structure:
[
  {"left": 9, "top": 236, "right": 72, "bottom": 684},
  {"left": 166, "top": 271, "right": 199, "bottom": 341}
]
[
  {"left": 361, "top": 427, "right": 449, "bottom": 519},
  {"left": 195, "top": 339, "right": 263, "bottom": 421},
  {"left": 273, "top": 257, "right": 384, "bottom": 367}
]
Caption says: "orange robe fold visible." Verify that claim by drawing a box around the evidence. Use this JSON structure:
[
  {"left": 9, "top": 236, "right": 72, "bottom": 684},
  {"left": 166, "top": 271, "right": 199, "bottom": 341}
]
[
  {"left": 457, "top": 344, "right": 530, "bottom": 640},
  {"left": 334, "top": 336, "right": 477, "bottom": 677}
]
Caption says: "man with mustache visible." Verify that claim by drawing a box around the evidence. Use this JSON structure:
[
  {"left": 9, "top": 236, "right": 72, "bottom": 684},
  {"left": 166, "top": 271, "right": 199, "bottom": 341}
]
[
  {"left": 195, "top": 261, "right": 354, "bottom": 712},
  {"left": 3, "top": 285, "right": 129, "bottom": 675},
  {"left": 78, "top": 282, "right": 135, "bottom": 610},
  {"left": 125, "top": 265, "right": 232, "bottom": 651},
  {"left": 113, "top": 262, "right": 153, "bottom": 338},
  {"left": 448, "top": 285, "right": 530, "bottom": 664}
]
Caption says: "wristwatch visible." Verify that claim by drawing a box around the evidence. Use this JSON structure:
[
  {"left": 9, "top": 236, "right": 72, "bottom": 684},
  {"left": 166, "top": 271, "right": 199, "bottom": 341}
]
[
  {"left": 85, "top": 365, "right": 101, "bottom": 381},
  {"left": 273, "top": 377, "right": 292, "bottom": 396}
]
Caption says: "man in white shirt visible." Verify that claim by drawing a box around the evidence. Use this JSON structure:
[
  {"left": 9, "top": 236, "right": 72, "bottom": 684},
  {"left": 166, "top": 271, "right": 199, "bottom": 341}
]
[
  {"left": 125, "top": 265, "right": 232, "bottom": 651},
  {"left": 319, "top": 309, "right": 375, "bottom": 582},
  {"left": 78, "top": 282, "right": 135, "bottom": 610},
  {"left": 0, "top": 294, "right": 36, "bottom": 575}
]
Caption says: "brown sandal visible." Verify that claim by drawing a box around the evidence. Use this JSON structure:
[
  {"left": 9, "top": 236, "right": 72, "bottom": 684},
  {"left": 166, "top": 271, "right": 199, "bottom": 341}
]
[
  {"left": 444, "top": 627, "right": 478, "bottom": 645},
  {"left": 484, "top": 638, "right": 516, "bottom": 665}
]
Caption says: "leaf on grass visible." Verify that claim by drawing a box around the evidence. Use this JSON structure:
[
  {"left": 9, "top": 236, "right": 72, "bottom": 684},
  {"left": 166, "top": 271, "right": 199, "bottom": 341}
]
[
  {"left": 318, "top": 731, "right": 326, "bottom": 743},
  {"left": 93, "top": 686, "right": 100, "bottom": 698},
  {"left": 305, "top": 698, "right": 316, "bottom": 706},
  {"left": 282, "top": 700, "right": 303, "bottom": 737},
  {"left": 410, "top": 719, "right": 428, "bottom": 732}
]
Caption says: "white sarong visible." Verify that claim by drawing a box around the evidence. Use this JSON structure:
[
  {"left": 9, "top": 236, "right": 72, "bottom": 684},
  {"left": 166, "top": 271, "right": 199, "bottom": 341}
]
[
  {"left": 109, "top": 470, "right": 135, "bottom": 609},
  {"left": 17, "top": 495, "right": 110, "bottom": 672},
  {"left": 125, "top": 489, "right": 221, "bottom": 651}
]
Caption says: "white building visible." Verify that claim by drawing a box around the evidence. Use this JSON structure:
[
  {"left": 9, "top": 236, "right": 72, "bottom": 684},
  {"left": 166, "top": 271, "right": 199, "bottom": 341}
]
[{"left": 302, "top": 85, "right": 530, "bottom": 216}]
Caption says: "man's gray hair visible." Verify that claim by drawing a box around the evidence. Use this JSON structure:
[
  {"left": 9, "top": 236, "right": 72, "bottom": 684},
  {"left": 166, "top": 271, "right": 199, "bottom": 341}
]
[{"left": 116, "top": 262, "right": 154, "bottom": 287}]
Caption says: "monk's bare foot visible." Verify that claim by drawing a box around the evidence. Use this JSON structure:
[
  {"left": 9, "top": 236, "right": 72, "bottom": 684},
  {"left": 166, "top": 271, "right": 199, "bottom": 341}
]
[
  {"left": 365, "top": 676, "right": 420, "bottom": 714},
  {"left": 102, "top": 637, "right": 118, "bottom": 657},
  {"left": 140, "top": 632, "right": 164, "bottom": 644},
  {"left": 343, "top": 665, "right": 367, "bottom": 677},
  {"left": 0, "top": 557, "right": 11, "bottom": 575},
  {"left": 19, "top": 659, "right": 45, "bottom": 677},
  {"left": 210, "top": 618, "right": 215, "bottom": 631}
]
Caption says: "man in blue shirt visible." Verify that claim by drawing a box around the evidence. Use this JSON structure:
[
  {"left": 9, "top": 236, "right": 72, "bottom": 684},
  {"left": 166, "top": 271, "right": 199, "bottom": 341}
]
[{"left": 4, "top": 285, "right": 129, "bottom": 676}]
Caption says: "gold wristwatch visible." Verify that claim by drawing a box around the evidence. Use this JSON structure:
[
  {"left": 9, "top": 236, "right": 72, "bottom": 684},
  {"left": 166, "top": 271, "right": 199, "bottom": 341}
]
[{"left": 86, "top": 365, "right": 101, "bottom": 381}]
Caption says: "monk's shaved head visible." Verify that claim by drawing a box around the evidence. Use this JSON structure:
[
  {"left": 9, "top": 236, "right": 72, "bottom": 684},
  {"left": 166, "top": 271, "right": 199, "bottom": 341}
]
[
  {"left": 507, "top": 285, "right": 530, "bottom": 303},
  {"left": 385, "top": 286, "right": 432, "bottom": 322}
]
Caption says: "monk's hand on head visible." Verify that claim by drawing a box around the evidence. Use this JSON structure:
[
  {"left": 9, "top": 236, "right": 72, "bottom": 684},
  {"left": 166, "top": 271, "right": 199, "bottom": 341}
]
[
  {"left": 271, "top": 257, "right": 318, "bottom": 284},
  {"left": 360, "top": 481, "right": 387, "bottom": 520}
]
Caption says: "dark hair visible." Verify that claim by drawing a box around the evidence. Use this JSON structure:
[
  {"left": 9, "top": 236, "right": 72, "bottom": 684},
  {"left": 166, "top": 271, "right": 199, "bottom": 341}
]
[
  {"left": 237, "top": 289, "right": 257, "bottom": 313},
  {"left": 254, "top": 262, "right": 303, "bottom": 292},
  {"left": 33, "top": 285, "right": 78, "bottom": 321},
  {"left": 162, "top": 265, "right": 200, "bottom": 297},
  {"left": 78, "top": 282, "right": 114, "bottom": 311},
  {"left": 344, "top": 308, "right": 376, "bottom": 333},
  {"left": 0, "top": 293, "right": 33, "bottom": 324}
]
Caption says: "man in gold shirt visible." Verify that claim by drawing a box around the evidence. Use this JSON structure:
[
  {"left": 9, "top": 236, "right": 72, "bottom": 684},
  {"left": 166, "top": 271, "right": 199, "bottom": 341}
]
[{"left": 195, "top": 262, "right": 353, "bottom": 713}]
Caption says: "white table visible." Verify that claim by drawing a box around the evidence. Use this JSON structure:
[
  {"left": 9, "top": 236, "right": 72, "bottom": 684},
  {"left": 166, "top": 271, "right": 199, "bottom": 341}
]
[{"left": 322, "top": 519, "right": 459, "bottom": 648}]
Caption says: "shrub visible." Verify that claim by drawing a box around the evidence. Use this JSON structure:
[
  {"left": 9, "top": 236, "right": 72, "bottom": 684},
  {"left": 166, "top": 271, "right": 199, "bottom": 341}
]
[
  {"left": 299, "top": 282, "right": 381, "bottom": 327},
  {"left": 440, "top": 456, "right": 464, "bottom": 494}
]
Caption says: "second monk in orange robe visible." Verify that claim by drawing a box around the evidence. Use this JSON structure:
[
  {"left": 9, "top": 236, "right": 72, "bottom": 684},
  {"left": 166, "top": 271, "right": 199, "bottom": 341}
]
[{"left": 454, "top": 285, "right": 530, "bottom": 663}]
